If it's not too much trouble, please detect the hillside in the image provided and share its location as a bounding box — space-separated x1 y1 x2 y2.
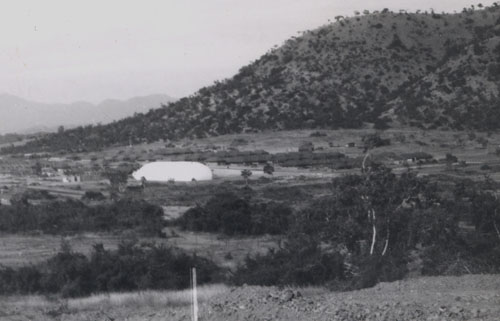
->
0 94 175 134
4 5 500 153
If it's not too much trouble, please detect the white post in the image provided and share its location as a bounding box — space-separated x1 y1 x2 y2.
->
192 267 198 321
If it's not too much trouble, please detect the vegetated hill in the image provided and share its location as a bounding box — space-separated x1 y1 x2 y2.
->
4 5 500 154
385 19 500 130
0 94 175 134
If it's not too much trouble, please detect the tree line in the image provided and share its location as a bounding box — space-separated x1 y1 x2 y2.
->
0 240 221 298
174 192 293 235
0 197 165 236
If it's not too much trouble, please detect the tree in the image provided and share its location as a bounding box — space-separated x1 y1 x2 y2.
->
362 133 390 153
104 169 128 192
445 153 458 171
241 169 253 186
263 163 275 176
356 162 424 256
32 162 42 176
470 191 500 242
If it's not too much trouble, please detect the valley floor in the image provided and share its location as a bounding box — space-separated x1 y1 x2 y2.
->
1 274 499 321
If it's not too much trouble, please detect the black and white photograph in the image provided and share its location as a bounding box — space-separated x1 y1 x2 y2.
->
1 1 500 320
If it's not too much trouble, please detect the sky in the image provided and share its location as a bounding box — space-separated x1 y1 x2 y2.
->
0 0 493 104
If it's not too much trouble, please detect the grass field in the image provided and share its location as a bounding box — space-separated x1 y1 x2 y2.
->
86 128 500 159
0 284 230 321
0 228 279 270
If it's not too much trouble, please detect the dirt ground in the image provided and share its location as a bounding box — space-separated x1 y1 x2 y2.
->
1 274 499 321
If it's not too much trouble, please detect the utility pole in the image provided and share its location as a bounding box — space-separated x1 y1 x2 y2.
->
191 267 198 321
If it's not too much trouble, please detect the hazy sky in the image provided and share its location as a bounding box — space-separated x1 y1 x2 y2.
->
0 0 492 104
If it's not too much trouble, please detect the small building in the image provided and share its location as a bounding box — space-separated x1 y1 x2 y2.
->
41 167 58 177
48 157 67 162
62 175 81 183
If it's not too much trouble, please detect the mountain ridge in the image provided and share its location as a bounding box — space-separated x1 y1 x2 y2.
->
0 94 175 134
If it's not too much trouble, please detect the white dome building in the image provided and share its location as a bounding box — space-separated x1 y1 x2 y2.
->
132 161 213 182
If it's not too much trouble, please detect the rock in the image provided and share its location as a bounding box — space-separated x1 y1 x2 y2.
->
480 308 489 314
449 306 462 314
280 290 295 302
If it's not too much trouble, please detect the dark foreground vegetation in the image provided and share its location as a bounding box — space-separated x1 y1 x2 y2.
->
232 166 500 289
175 192 293 235
171 164 500 290
0 240 221 298
0 197 165 236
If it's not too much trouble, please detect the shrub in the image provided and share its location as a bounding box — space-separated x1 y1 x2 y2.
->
0 242 222 297
362 133 391 151
0 198 165 236
232 235 345 286
373 118 390 130
176 193 293 235
480 164 491 170
309 131 327 137
82 190 106 201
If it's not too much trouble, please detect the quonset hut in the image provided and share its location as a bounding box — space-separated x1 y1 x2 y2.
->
132 161 213 182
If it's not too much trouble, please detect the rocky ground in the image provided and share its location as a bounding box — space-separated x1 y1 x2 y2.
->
206 275 500 321
1 275 499 321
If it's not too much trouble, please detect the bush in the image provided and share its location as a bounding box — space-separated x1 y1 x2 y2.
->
309 131 327 137
345 255 407 290
0 198 165 236
175 193 293 235
362 133 391 151
0 242 222 297
232 235 345 286
373 118 390 130
82 190 106 201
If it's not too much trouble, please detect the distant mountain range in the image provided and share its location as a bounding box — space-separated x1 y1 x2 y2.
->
0 94 175 134
3 4 500 154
